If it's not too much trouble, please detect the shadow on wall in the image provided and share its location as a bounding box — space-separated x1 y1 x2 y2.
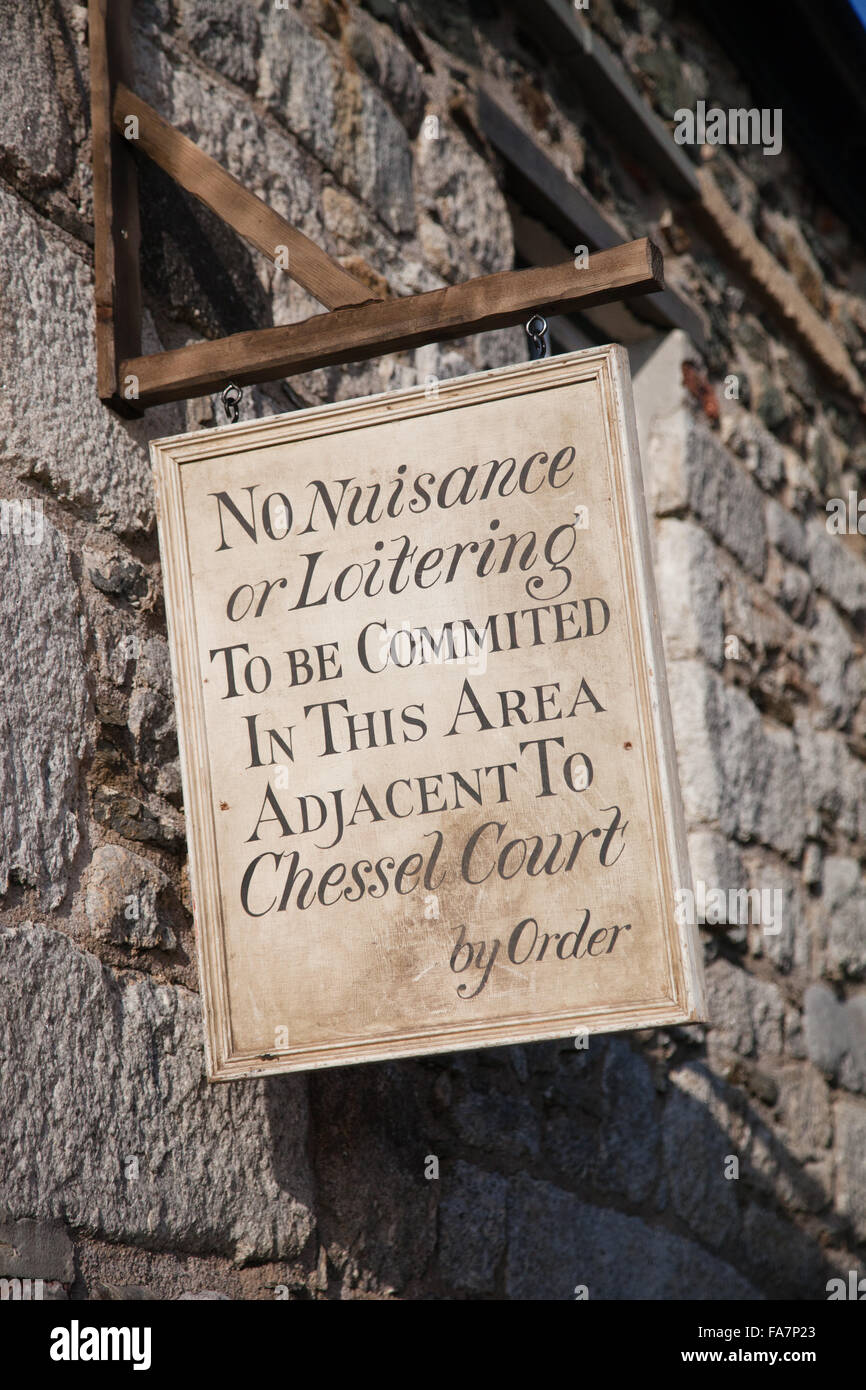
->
265 1021 848 1300
138 161 273 343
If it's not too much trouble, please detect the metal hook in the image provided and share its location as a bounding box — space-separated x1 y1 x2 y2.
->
222 382 243 423
525 314 551 361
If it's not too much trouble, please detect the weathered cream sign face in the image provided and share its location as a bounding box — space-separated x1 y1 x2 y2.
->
152 346 705 1079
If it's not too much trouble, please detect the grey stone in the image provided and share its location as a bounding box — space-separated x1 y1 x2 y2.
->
784 1005 807 1060
92 788 184 852
695 668 808 853
632 46 696 119
91 1282 162 1301
805 601 862 731
176 1290 232 1299
715 683 806 857
257 11 341 170
736 315 773 366
473 323 527 372
0 1217 74 1281
129 59 319 339
0 189 185 537
687 830 746 900
0 520 89 908
412 343 476 389
596 1040 659 1204
802 842 822 888
134 36 325 257
0 923 314 1261
804 984 866 1093
452 1088 539 1164
84 844 176 951
772 558 811 621
347 80 416 236
437 1160 506 1293
319 179 416 287
719 560 787 675
806 520 866 623
776 1066 832 1163
305 1061 437 1290
738 1099 833 1216
808 423 841 492
705 958 785 1058
764 497 807 567
836 1099 866 1243
256 9 414 235
661 1064 739 1248
684 423 767 578
0 1 73 187
178 0 260 89
631 330 693 500
668 663 807 857
345 12 426 134
666 659 724 826
128 638 181 801
794 720 865 843
415 119 513 274
746 857 808 974
505 1175 758 1299
541 1043 606 1184
823 857 866 981
726 414 785 491
740 1202 824 1297
756 377 791 435
655 519 724 666
90 612 144 694
727 1057 779 1107
130 0 175 35
543 1111 600 1191
85 550 151 605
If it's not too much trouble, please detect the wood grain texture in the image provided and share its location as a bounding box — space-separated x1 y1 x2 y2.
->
151 345 704 1080
128 238 664 405
89 0 141 413
112 83 379 312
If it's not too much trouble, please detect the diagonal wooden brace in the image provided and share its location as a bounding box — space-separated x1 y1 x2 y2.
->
112 84 379 313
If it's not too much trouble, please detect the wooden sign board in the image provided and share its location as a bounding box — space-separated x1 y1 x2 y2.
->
152 345 706 1080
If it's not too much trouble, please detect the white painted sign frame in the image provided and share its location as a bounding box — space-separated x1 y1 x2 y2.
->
152 345 706 1080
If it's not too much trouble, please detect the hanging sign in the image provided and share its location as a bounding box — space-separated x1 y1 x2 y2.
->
152 346 705 1079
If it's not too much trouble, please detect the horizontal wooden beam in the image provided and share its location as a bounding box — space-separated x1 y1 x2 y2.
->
112 83 378 312
122 237 664 406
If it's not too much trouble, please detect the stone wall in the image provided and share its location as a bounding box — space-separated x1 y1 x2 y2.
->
1 0 864 1299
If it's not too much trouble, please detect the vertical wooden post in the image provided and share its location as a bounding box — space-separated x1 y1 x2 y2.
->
89 0 142 415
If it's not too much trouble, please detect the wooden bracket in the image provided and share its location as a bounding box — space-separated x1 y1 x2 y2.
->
90 1 665 413
90 0 142 415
